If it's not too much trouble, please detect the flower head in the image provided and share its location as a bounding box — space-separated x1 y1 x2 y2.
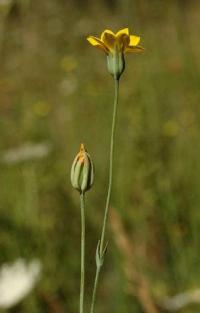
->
87 28 144 79
87 28 144 55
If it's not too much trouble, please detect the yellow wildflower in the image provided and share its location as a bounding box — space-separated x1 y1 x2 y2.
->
87 28 144 55
87 28 144 79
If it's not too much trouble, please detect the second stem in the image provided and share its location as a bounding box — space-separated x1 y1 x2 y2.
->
80 192 85 313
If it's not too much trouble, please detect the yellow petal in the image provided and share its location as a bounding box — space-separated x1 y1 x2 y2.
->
125 45 145 53
101 29 115 40
116 28 130 51
101 29 116 51
87 36 108 54
116 28 129 37
129 35 140 46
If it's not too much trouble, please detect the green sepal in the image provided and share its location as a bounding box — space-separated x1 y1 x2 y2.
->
107 51 125 80
95 240 108 268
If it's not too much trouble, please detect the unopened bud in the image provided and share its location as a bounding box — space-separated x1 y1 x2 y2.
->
70 144 94 193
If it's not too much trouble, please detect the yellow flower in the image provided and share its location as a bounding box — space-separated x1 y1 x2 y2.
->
87 28 144 55
87 28 144 79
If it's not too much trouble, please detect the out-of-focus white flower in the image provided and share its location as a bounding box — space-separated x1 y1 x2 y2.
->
162 289 200 311
0 258 41 309
1 142 52 164
0 0 12 6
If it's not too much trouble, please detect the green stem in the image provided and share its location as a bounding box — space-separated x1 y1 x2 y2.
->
90 78 119 313
100 78 119 254
90 266 100 313
80 192 85 313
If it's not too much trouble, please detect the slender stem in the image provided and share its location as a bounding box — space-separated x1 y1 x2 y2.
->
100 78 119 254
90 267 100 313
90 78 119 313
80 192 85 313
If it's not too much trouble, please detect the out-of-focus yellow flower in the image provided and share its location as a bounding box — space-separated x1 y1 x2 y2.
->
87 28 144 79
33 101 51 117
163 120 179 137
87 28 144 55
60 55 77 72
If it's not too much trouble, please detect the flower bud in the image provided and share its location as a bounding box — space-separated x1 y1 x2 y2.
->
71 144 94 193
107 51 125 80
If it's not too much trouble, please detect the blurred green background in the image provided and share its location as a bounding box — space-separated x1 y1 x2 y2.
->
0 0 200 312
